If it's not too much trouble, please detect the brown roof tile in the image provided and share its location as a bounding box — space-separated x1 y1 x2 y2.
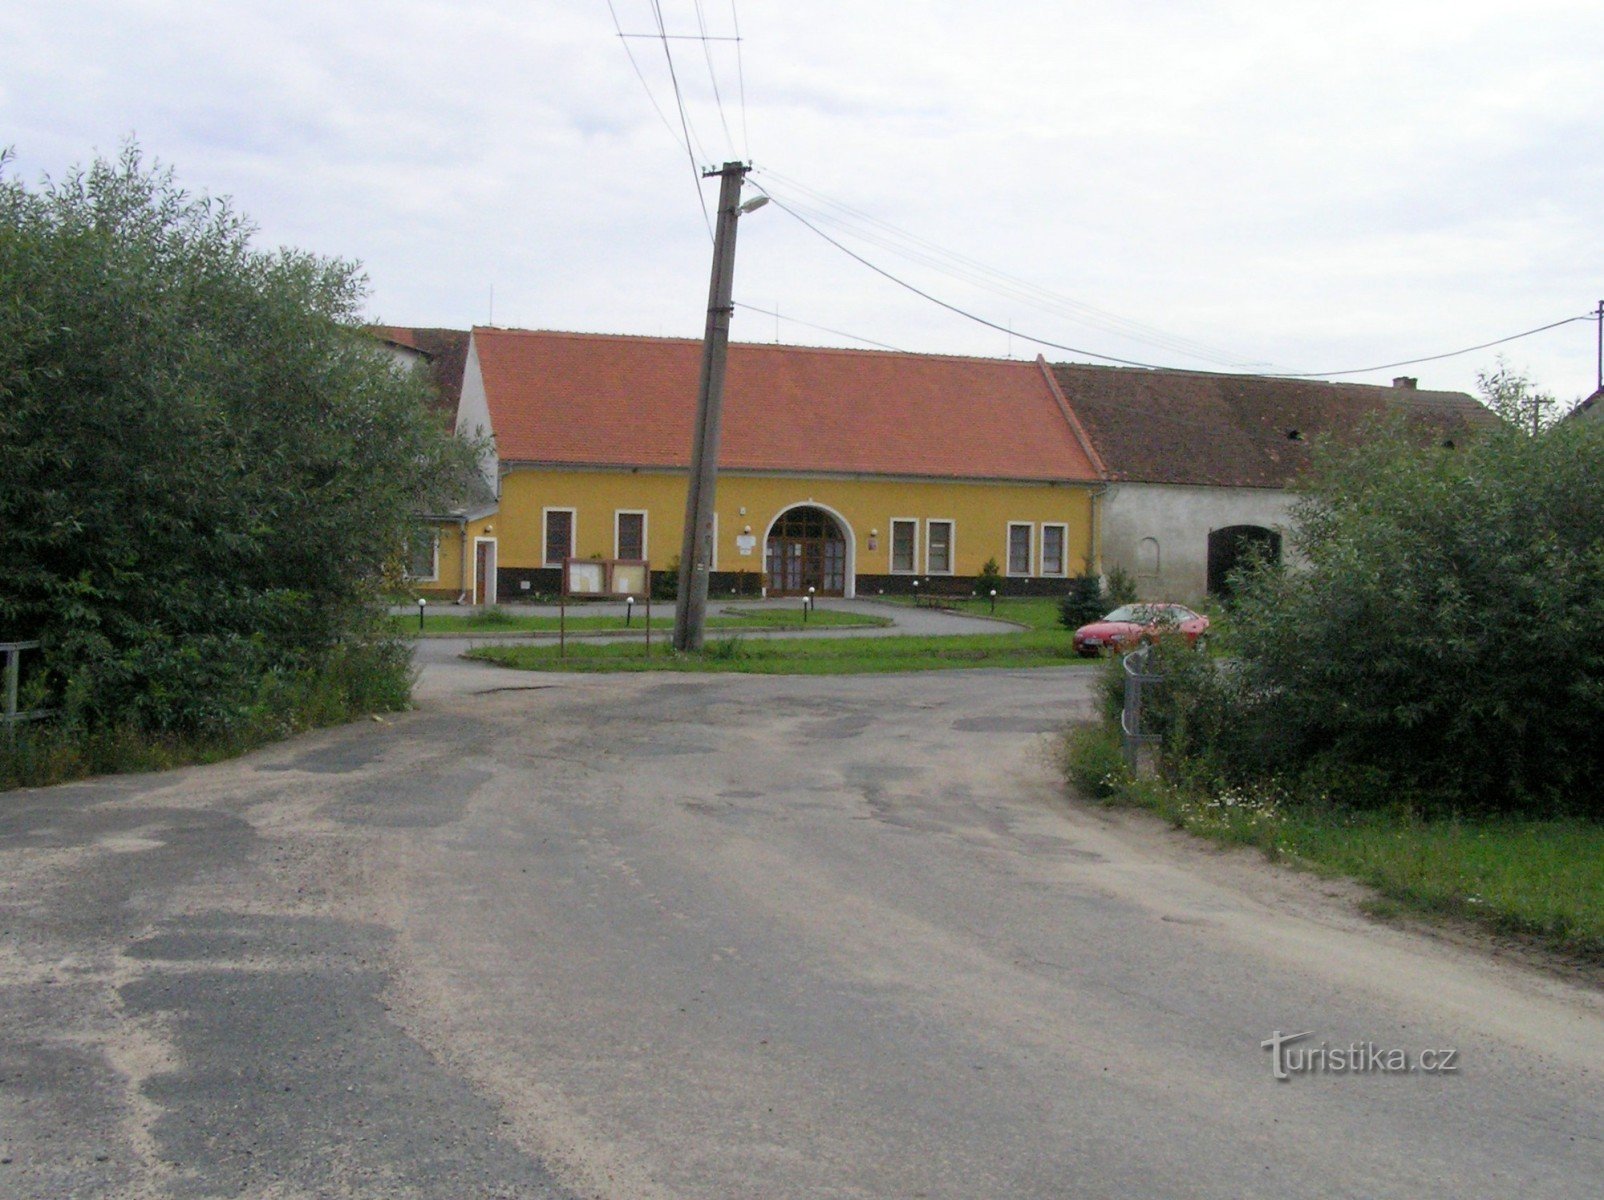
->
475 329 1102 483
1050 363 1492 487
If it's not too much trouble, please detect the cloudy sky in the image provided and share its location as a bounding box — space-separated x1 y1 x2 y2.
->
5 1 1601 399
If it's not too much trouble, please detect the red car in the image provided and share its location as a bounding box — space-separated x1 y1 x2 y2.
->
1073 603 1210 657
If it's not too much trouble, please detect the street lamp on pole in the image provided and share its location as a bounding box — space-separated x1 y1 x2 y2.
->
673 164 766 654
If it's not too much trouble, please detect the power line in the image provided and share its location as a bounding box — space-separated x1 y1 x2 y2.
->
647 0 713 238
692 0 737 158
1270 316 1593 379
756 190 1182 369
733 302 906 352
605 1 688 155
757 184 1592 383
729 0 750 158
756 168 1272 370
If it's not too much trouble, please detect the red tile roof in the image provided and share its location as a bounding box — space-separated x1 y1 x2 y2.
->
473 329 1102 483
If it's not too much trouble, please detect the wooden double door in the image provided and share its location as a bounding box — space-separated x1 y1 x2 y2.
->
765 506 846 596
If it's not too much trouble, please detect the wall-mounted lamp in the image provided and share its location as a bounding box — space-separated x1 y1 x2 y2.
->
868 528 879 552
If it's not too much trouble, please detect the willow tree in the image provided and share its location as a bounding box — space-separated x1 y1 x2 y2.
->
0 146 463 738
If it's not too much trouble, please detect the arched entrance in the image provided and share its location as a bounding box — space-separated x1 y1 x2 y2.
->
765 505 849 596
1207 525 1282 597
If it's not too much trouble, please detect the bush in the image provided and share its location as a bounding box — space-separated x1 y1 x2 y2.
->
1062 723 1130 799
1058 574 1107 629
1104 565 1138 607
1152 413 1604 816
652 557 681 601
0 146 460 752
975 557 1003 596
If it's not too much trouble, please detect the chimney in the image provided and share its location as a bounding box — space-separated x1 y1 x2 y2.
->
1392 376 1418 389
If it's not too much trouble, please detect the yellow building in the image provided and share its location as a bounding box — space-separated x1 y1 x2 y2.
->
433 328 1106 604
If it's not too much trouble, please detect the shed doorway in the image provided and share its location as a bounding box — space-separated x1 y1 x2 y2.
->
766 506 847 596
1206 525 1280 597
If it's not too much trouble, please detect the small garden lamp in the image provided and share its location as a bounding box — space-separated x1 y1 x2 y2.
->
989 588 997 614
417 596 427 632
625 596 635 628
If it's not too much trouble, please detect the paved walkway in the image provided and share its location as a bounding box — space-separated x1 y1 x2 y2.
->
401 597 1024 644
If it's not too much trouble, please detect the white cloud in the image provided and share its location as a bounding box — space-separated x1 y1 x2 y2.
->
4 0 1601 398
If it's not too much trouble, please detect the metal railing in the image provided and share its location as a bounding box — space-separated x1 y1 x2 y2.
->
1120 644 1165 773
2 641 53 745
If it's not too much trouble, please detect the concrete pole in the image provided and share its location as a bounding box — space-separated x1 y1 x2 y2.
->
674 163 750 653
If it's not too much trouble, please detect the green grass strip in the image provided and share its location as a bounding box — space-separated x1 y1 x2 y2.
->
394 607 890 635
467 629 1094 675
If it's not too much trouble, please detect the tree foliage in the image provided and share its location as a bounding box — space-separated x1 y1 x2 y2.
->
1154 412 1604 816
0 146 464 736
1477 356 1560 435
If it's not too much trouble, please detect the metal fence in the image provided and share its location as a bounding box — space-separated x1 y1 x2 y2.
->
2 641 52 745
1120 644 1165 773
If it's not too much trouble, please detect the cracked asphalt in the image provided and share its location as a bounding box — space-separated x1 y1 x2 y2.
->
4 646 1604 1198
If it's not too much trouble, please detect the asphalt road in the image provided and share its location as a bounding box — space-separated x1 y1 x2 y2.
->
4 649 1604 1198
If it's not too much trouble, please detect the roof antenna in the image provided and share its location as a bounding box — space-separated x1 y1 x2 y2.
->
487 284 494 327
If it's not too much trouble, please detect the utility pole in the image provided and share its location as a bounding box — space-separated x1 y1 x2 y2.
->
1595 299 1602 395
674 162 761 652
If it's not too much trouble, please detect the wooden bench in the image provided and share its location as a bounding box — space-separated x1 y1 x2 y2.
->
912 579 973 608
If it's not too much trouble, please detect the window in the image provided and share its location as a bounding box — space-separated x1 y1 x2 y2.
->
544 508 574 565
927 520 953 574
1007 523 1033 576
890 519 917 573
616 511 646 561
406 529 438 581
1041 524 1067 577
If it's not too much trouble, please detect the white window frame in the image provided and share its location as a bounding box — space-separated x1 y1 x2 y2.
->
406 529 440 582
542 506 576 567
926 519 955 575
1040 523 1069 578
614 509 648 562
1006 522 1034 577
889 517 919 574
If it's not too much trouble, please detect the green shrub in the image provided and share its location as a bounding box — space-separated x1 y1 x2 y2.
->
1062 723 1130 799
976 557 1003 596
1058 574 1107 629
1104 565 1138 607
652 557 681 601
1148 412 1604 817
0 145 461 753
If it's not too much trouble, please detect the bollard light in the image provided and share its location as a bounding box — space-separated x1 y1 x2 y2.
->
417 596 427 632
989 588 997 614
625 596 635 628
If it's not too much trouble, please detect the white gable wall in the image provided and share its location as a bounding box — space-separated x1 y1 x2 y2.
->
1101 482 1297 603
455 335 499 498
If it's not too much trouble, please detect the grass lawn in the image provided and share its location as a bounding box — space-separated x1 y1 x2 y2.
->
1274 811 1604 959
467 627 1094 675
1064 724 1604 962
394 606 890 635
873 595 1065 631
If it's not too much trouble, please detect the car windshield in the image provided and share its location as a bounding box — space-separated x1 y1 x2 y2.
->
1102 604 1196 624
1103 605 1157 623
